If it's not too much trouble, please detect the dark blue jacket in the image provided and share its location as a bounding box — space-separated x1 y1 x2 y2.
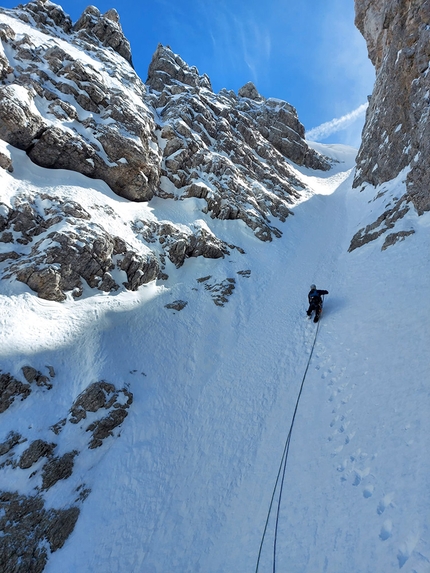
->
308 289 329 305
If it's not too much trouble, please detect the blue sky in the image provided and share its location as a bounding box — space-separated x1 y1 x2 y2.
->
1 0 375 147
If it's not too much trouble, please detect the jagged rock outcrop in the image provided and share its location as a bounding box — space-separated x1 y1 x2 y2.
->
19 439 56 469
348 196 412 251
0 195 160 301
134 218 232 269
0 371 133 571
0 492 80 573
354 0 430 214
73 5 133 65
68 381 133 449
0 1 161 202
0 366 55 413
147 43 212 91
0 3 333 301
0 189 240 300
147 44 330 241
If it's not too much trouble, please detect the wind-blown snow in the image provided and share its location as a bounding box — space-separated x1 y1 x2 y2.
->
1 140 429 572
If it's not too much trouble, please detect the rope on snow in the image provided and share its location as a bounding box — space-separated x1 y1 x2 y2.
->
255 318 321 573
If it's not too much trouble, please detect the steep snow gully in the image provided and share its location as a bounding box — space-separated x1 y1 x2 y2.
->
2 143 429 573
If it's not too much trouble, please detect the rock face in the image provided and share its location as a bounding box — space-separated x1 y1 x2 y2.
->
0 492 80 573
0 2 332 300
73 6 133 65
0 4 337 568
146 44 330 241
0 195 160 301
0 1 161 202
354 0 430 214
0 365 133 572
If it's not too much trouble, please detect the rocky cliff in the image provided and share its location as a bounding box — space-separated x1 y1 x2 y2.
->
0 0 331 303
354 0 430 215
0 3 335 566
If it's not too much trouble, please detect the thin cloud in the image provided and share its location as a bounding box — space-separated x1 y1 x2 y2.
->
233 14 272 87
306 103 368 141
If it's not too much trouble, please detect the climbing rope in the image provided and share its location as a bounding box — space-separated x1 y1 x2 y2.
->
255 318 321 573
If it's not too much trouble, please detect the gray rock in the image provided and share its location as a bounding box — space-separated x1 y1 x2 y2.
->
70 381 117 424
1 198 160 300
68 381 133 449
0 148 13 172
354 0 430 214
238 81 262 101
0 7 161 203
381 229 415 250
165 300 188 311
41 451 77 490
198 276 236 306
73 6 133 65
21 366 52 389
0 25 14 79
13 0 73 34
87 408 129 449
0 431 22 456
348 197 410 252
19 439 56 469
146 44 212 91
146 45 329 240
0 491 79 572
0 85 46 150
0 372 31 413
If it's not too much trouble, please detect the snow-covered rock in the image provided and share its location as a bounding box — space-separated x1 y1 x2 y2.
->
0 1 161 202
0 0 333 302
147 44 330 241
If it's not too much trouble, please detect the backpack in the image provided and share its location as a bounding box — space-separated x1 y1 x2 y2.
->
309 289 321 304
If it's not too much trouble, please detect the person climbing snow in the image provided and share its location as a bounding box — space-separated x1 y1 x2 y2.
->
307 284 329 323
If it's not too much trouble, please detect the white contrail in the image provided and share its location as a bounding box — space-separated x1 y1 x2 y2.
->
306 103 368 141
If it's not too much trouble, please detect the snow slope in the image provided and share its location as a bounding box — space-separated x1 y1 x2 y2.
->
1 143 429 573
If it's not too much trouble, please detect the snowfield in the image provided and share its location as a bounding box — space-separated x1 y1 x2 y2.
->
1 142 429 573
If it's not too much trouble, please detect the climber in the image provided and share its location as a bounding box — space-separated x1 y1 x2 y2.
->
307 284 329 323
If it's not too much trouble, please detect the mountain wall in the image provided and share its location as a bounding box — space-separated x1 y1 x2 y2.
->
0 5 333 565
0 0 331 302
354 0 430 214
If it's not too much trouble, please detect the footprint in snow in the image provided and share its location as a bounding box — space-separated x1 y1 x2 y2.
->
339 421 350 433
363 484 374 498
397 531 419 568
377 492 395 515
379 519 393 541
337 459 348 472
350 448 367 463
352 467 370 486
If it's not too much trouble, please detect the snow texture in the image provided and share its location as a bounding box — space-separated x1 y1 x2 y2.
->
0 140 428 573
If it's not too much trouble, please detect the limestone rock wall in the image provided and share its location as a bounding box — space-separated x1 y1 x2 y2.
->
146 45 330 242
0 2 333 301
354 0 430 213
0 1 161 202
0 369 133 572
